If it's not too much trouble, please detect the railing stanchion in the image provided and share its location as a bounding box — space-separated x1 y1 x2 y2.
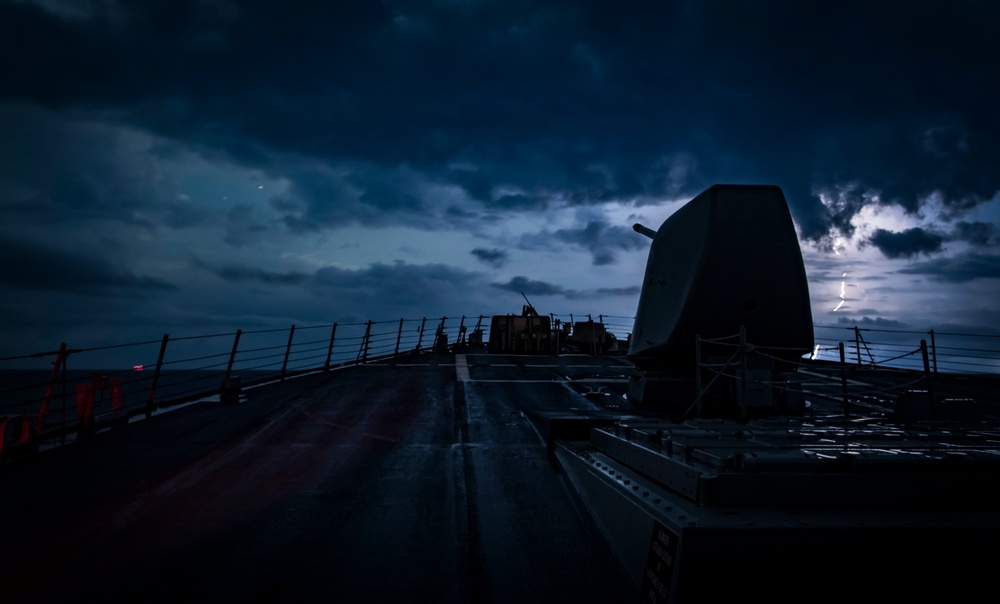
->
855 326 862 367
395 318 404 356
281 324 296 381
61 349 67 446
921 339 936 417
146 334 169 419
416 317 426 352
359 320 372 364
435 316 447 351
929 329 938 376
325 323 338 370
225 329 242 382
37 342 68 434
839 341 848 418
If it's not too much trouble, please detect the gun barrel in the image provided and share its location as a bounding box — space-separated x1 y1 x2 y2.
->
633 223 657 239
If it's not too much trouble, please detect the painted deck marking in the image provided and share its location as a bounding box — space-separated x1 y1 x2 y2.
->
456 354 471 382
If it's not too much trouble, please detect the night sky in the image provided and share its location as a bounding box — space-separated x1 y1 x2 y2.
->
2 0 999 360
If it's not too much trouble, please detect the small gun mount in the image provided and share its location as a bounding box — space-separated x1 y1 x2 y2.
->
520 291 538 317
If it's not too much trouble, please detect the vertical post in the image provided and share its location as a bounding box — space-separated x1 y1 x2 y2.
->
37 342 68 433
589 320 597 356
416 317 427 351
359 320 372 364
79 372 100 439
225 329 242 381
921 339 936 417
738 326 748 422
854 326 862 367
61 349 67 446
281 324 296 381
146 334 169 419
599 314 603 323
439 316 447 350
325 323 338 370
458 316 466 345
395 318 404 356
839 342 849 418
694 334 703 416
929 329 938 375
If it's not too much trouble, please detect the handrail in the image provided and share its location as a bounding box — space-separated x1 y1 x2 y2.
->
2 314 998 464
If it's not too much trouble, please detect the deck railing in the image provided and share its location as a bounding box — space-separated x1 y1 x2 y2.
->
1 314 997 463
809 324 1000 376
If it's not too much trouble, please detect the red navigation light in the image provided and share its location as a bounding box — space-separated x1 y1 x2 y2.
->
133 364 143 372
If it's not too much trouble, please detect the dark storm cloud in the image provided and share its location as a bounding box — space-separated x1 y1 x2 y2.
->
491 276 640 300
311 261 494 319
470 248 509 269
2 1 999 243
164 199 212 229
553 221 647 265
190 257 309 285
518 218 647 265
0 238 177 294
896 252 1000 283
185 257 500 321
492 276 566 297
224 203 270 247
0 103 165 227
951 221 997 247
274 164 437 231
192 257 489 294
867 228 945 259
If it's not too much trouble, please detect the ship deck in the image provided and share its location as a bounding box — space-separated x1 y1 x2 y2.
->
3 351 1000 603
0 352 639 603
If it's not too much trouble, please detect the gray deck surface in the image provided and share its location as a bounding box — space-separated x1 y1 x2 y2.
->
0 353 638 603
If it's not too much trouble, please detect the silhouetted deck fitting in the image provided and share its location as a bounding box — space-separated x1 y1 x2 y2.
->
632 223 657 239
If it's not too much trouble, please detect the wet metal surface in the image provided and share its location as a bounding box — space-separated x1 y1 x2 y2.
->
0 353 636 603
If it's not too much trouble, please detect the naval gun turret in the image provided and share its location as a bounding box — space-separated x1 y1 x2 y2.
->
628 184 813 417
